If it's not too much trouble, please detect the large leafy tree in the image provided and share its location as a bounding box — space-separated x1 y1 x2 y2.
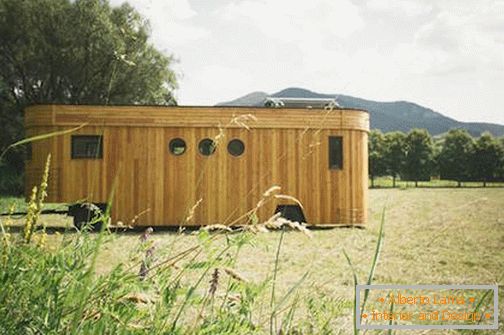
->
383 131 406 187
403 129 434 187
0 0 177 194
0 79 22 194
438 129 474 187
471 133 503 187
368 129 387 188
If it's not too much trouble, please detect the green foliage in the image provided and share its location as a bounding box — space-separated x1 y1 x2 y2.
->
0 78 24 195
368 128 504 186
300 291 350 334
0 0 178 195
0 167 320 334
498 137 504 181
0 221 352 334
368 130 387 187
471 132 503 186
438 129 474 186
383 131 406 187
0 0 177 106
403 129 435 185
0 223 264 333
343 208 385 334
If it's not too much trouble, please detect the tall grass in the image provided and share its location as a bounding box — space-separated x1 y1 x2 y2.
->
343 207 386 334
0 219 372 333
0 163 356 334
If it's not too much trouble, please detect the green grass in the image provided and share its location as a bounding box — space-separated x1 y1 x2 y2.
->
1 188 503 334
0 196 27 213
0 196 66 214
370 176 504 188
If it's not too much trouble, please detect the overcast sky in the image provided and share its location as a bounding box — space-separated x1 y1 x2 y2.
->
110 0 504 124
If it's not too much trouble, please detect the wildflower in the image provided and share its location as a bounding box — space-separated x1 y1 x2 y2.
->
138 227 155 281
36 231 47 248
24 186 38 243
139 227 153 243
1 229 11 266
24 154 51 244
209 268 219 296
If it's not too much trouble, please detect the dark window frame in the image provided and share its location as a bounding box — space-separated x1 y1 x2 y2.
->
71 135 103 159
198 138 216 156
328 136 343 170
169 138 187 156
26 143 32 161
227 138 245 157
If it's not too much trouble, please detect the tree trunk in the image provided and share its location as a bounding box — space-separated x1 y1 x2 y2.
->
457 180 461 187
415 179 418 187
371 176 375 188
483 179 487 187
392 176 396 188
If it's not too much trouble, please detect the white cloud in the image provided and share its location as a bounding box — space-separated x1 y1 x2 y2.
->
366 0 433 17
221 0 364 41
110 0 209 47
413 3 504 75
113 0 504 124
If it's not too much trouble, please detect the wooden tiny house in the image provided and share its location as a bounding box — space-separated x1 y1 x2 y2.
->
25 104 369 227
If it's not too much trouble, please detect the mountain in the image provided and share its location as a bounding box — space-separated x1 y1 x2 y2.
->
217 87 504 137
219 91 269 106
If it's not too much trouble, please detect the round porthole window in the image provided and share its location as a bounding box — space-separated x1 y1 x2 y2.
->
227 139 245 156
198 138 216 156
169 138 186 155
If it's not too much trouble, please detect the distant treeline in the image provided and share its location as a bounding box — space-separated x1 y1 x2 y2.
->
369 128 504 187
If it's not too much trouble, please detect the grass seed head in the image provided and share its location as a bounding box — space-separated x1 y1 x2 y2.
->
223 267 248 283
209 268 220 296
23 186 38 243
274 194 304 210
202 224 232 233
262 185 281 198
185 198 203 223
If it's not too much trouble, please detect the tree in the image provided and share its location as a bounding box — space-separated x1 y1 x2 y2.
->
0 0 177 194
0 78 23 194
368 130 387 188
383 131 406 187
471 133 503 187
438 129 474 187
403 129 434 187
430 136 443 178
498 137 504 182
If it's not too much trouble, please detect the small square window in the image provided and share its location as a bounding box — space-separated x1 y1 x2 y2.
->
71 135 103 159
328 136 343 169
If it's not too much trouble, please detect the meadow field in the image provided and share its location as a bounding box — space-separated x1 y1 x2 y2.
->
1 187 503 334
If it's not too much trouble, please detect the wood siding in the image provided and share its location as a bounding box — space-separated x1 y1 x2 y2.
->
25 105 369 226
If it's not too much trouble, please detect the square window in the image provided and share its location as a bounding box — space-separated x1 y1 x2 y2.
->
71 135 103 159
328 136 343 169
